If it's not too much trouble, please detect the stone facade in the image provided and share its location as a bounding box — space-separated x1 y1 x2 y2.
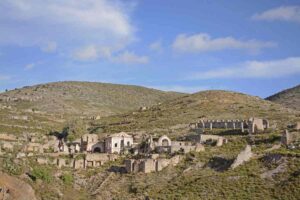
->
81 133 99 152
105 132 133 154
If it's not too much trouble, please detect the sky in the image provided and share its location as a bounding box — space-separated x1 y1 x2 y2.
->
0 0 300 97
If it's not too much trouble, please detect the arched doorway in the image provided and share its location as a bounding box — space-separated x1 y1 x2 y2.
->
93 147 101 153
162 139 170 146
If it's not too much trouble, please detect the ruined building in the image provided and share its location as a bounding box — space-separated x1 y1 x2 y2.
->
190 117 269 134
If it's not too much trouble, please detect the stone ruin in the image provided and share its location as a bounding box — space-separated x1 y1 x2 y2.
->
190 117 269 134
125 155 183 173
36 153 119 169
281 129 300 147
143 135 205 154
231 145 253 169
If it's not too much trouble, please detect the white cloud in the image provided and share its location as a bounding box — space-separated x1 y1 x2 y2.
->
41 41 57 53
0 0 135 54
150 85 208 93
24 61 43 70
25 63 35 70
188 57 300 80
149 40 163 53
73 45 99 61
112 51 149 64
252 6 300 22
172 33 276 53
0 75 11 81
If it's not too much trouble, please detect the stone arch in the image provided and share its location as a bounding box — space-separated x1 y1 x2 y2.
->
158 135 171 146
91 143 103 153
93 147 101 153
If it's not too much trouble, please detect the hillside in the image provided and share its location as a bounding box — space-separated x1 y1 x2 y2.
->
266 84 300 111
0 81 183 117
84 90 300 200
94 90 300 135
1 88 300 199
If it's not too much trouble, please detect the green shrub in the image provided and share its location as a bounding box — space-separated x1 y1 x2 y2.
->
31 166 52 183
61 173 74 185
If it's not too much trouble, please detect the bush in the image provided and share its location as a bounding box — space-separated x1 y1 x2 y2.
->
31 166 52 183
3 157 23 175
61 173 74 185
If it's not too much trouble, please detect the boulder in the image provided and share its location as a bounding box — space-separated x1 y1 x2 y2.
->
0 172 37 200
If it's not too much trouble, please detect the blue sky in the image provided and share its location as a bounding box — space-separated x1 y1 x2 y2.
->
0 0 299 97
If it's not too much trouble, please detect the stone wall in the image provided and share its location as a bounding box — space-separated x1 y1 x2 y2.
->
170 141 205 153
35 153 119 169
199 134 227 147
125 155 183 173
281 129 300 146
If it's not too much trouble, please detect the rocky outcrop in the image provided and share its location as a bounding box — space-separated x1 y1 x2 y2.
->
231 145 253 169
0 172 37 200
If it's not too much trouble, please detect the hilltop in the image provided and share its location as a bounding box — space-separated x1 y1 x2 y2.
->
266 84 300 111
0 81 183 117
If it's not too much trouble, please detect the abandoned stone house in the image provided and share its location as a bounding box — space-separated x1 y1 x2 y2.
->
105 132 134 154
144 135 205 154
52 132 134 155
81 133 99 152
125 155 183 173
190 117 269 134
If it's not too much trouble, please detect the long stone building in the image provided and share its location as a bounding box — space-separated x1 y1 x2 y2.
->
190 117 269 134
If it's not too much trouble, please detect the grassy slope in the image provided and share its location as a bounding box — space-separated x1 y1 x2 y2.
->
94 90 299 135
266 84 300 111
0 81 183 116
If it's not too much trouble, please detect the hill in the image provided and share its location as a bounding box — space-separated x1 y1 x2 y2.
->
1 87 300 199
266 84 300 111
0 81 183 117
86 90 300 200
94 90 299 135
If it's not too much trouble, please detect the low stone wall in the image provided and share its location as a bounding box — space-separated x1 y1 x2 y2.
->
36 153 119 169
199 135 227 147
170 141 205 153
0 133 18 141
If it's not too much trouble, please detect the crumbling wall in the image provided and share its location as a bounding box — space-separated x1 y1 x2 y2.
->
125 155 183 174
231 145 252 169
